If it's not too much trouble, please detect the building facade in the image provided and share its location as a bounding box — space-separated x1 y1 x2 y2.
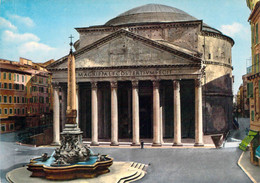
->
236 74 250 118
0 58 52 133
48 4 234 146
246 0 260 166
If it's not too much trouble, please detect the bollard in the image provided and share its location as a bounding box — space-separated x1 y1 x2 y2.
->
141 141 144 149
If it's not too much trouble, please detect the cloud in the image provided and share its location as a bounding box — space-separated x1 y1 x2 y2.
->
220 22 250 38
18 41 56 61
8 14 35 27
0 17 17 30
19 41 55 54
2 30 40 43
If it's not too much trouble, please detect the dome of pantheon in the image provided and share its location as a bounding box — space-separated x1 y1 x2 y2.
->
105 4 221 34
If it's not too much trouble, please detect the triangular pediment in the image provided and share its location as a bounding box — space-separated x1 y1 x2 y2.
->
48 29 201 69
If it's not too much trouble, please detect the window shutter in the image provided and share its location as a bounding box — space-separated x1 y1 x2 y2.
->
251 110 255 121
247 82 253 98
256 23 258 44
252 25 255 45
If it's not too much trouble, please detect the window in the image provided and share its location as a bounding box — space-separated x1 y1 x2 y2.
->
256 23 259 44
17 109 20 114
9 73 11 80
0 82 1 88
4 108 8 114
9 83 12 89
22 108 24 114
3 72 6 79
22 85 24 90
46 97 49 103
22 97 24 103
4 96 7 103
17 74 19 82
14 108 16 114
1 124 6 132
14 96 16 103
22 75 24 82
10 124 14 130
9 96 12 103
255 54 259 73
14 74 16 81
17 97 20 103
0 109 1 114
208 53 211 59
252 24 255 45
0 96 1 103
25 75 27 82
4 83 7 89
9 108 13 114
247 82 253 98
251 110 255 121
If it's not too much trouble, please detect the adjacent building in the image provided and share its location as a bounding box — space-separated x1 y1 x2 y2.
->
0 58 53 133
246 0 260 166
236 74 250 118
48 4 234 146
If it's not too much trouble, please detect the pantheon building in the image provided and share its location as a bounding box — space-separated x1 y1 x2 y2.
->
48 4 234 146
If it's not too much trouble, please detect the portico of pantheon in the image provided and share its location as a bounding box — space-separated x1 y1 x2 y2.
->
47 4 234 146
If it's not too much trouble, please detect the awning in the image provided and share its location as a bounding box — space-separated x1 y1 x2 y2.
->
256 146 260 159
239 130 258 151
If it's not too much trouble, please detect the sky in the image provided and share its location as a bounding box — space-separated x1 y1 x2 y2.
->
0 0 251 93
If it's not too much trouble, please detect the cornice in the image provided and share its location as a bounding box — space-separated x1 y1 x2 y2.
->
75 20 203 33
203 61 233 69
204 92 233 97
247 71 260 80
200 31 235 46
48 63 201 72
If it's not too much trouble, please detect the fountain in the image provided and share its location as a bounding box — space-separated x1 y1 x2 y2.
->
27 36 113 180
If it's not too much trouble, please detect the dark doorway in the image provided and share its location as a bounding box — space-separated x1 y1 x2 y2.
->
79 83 91 138
118 81 132 139
180 80 195 138
139 95 153 138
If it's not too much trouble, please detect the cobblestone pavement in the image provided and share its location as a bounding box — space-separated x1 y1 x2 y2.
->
1 131 251 183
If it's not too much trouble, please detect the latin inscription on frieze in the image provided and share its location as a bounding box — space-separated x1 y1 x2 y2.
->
77 69 175 78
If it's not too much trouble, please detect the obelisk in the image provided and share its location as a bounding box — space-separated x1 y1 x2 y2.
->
62 35 81 133
52 36 90 165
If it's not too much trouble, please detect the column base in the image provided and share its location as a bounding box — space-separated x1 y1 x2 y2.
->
173 143 183 146
90 142 99 146
131 142 141 146
194 143 204 147
110 142 119 146
51 142 60 146
152 143 162 147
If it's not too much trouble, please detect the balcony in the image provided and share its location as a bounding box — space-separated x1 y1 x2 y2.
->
247 62 260 74
247 65 252 74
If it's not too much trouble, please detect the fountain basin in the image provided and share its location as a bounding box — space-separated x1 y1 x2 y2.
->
27 153 113 180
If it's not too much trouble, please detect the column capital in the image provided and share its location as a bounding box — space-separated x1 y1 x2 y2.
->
195 78 202 88
152 80 160 89
110 81 118 89
131 80 139 88
173 80 180 90
91 81 98 89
